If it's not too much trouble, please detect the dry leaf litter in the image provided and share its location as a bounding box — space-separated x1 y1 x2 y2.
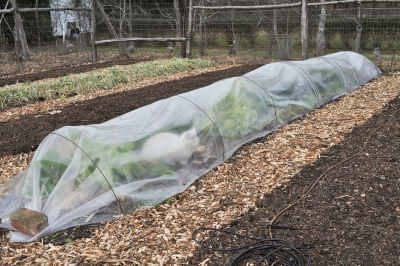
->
0 69 400 265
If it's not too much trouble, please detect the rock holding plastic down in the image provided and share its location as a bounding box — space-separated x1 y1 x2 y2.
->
9 208 49 236
0 51 381 242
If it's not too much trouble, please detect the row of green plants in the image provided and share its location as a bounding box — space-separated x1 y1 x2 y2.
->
23 125 195 213
0 58 214 110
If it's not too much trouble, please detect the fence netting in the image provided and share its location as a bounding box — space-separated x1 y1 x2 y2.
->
0 0 92 76
1 1 400 77
0 51 380 242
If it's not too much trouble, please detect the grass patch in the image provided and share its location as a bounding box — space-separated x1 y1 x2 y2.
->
0 58 214 110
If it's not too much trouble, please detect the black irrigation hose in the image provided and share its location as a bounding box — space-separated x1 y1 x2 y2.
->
192 227 311 266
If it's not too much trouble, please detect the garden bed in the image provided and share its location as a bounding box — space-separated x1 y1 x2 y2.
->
0 58 399 265
0 52 173 86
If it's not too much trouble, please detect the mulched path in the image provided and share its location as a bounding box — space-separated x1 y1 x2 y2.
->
189 93 400 265
0 65 261 157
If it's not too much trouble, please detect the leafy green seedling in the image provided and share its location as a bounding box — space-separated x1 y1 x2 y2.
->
161 197 176 205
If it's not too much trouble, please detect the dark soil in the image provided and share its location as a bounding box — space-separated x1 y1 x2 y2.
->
0 213 102 246
0 65 261 157
190 95 400 265
40 223 103 246
0 54 171 87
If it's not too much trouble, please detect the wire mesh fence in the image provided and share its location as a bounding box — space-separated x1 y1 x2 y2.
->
94 0 187 56
0 0 93 76
191 6 302 59
191 1 400 62
307 2 400 61
0 0 399 78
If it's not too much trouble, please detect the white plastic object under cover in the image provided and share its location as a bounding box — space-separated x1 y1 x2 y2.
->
0 51 381 242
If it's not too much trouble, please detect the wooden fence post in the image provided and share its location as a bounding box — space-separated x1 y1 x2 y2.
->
301 0 308 60
90 0 97 62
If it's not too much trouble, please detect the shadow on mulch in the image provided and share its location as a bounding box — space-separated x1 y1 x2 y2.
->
189 94 400 265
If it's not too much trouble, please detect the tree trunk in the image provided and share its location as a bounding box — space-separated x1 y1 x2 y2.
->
178 0 187 58
0 0 10 51
355 26 362 53
272 0 288 59
301 0 308 60
95 0 127 57
35 0 41 46
18 15 30 60
11 0 30 61
354 3 362 53
174 0 182 52
10 0 24 72
90 0 97 61
186 0 193 58
316 0 326 55
195 0 204 56
227 0 235 46
128 0 134 48
285 9 291 56
119 0 125 40
198 16 204 54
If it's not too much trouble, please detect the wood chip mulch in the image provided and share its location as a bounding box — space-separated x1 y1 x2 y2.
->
0 63 399 265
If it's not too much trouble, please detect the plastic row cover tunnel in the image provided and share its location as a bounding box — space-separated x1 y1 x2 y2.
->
0 52 381 241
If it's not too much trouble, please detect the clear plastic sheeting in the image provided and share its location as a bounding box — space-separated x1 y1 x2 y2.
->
0 52 381 242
